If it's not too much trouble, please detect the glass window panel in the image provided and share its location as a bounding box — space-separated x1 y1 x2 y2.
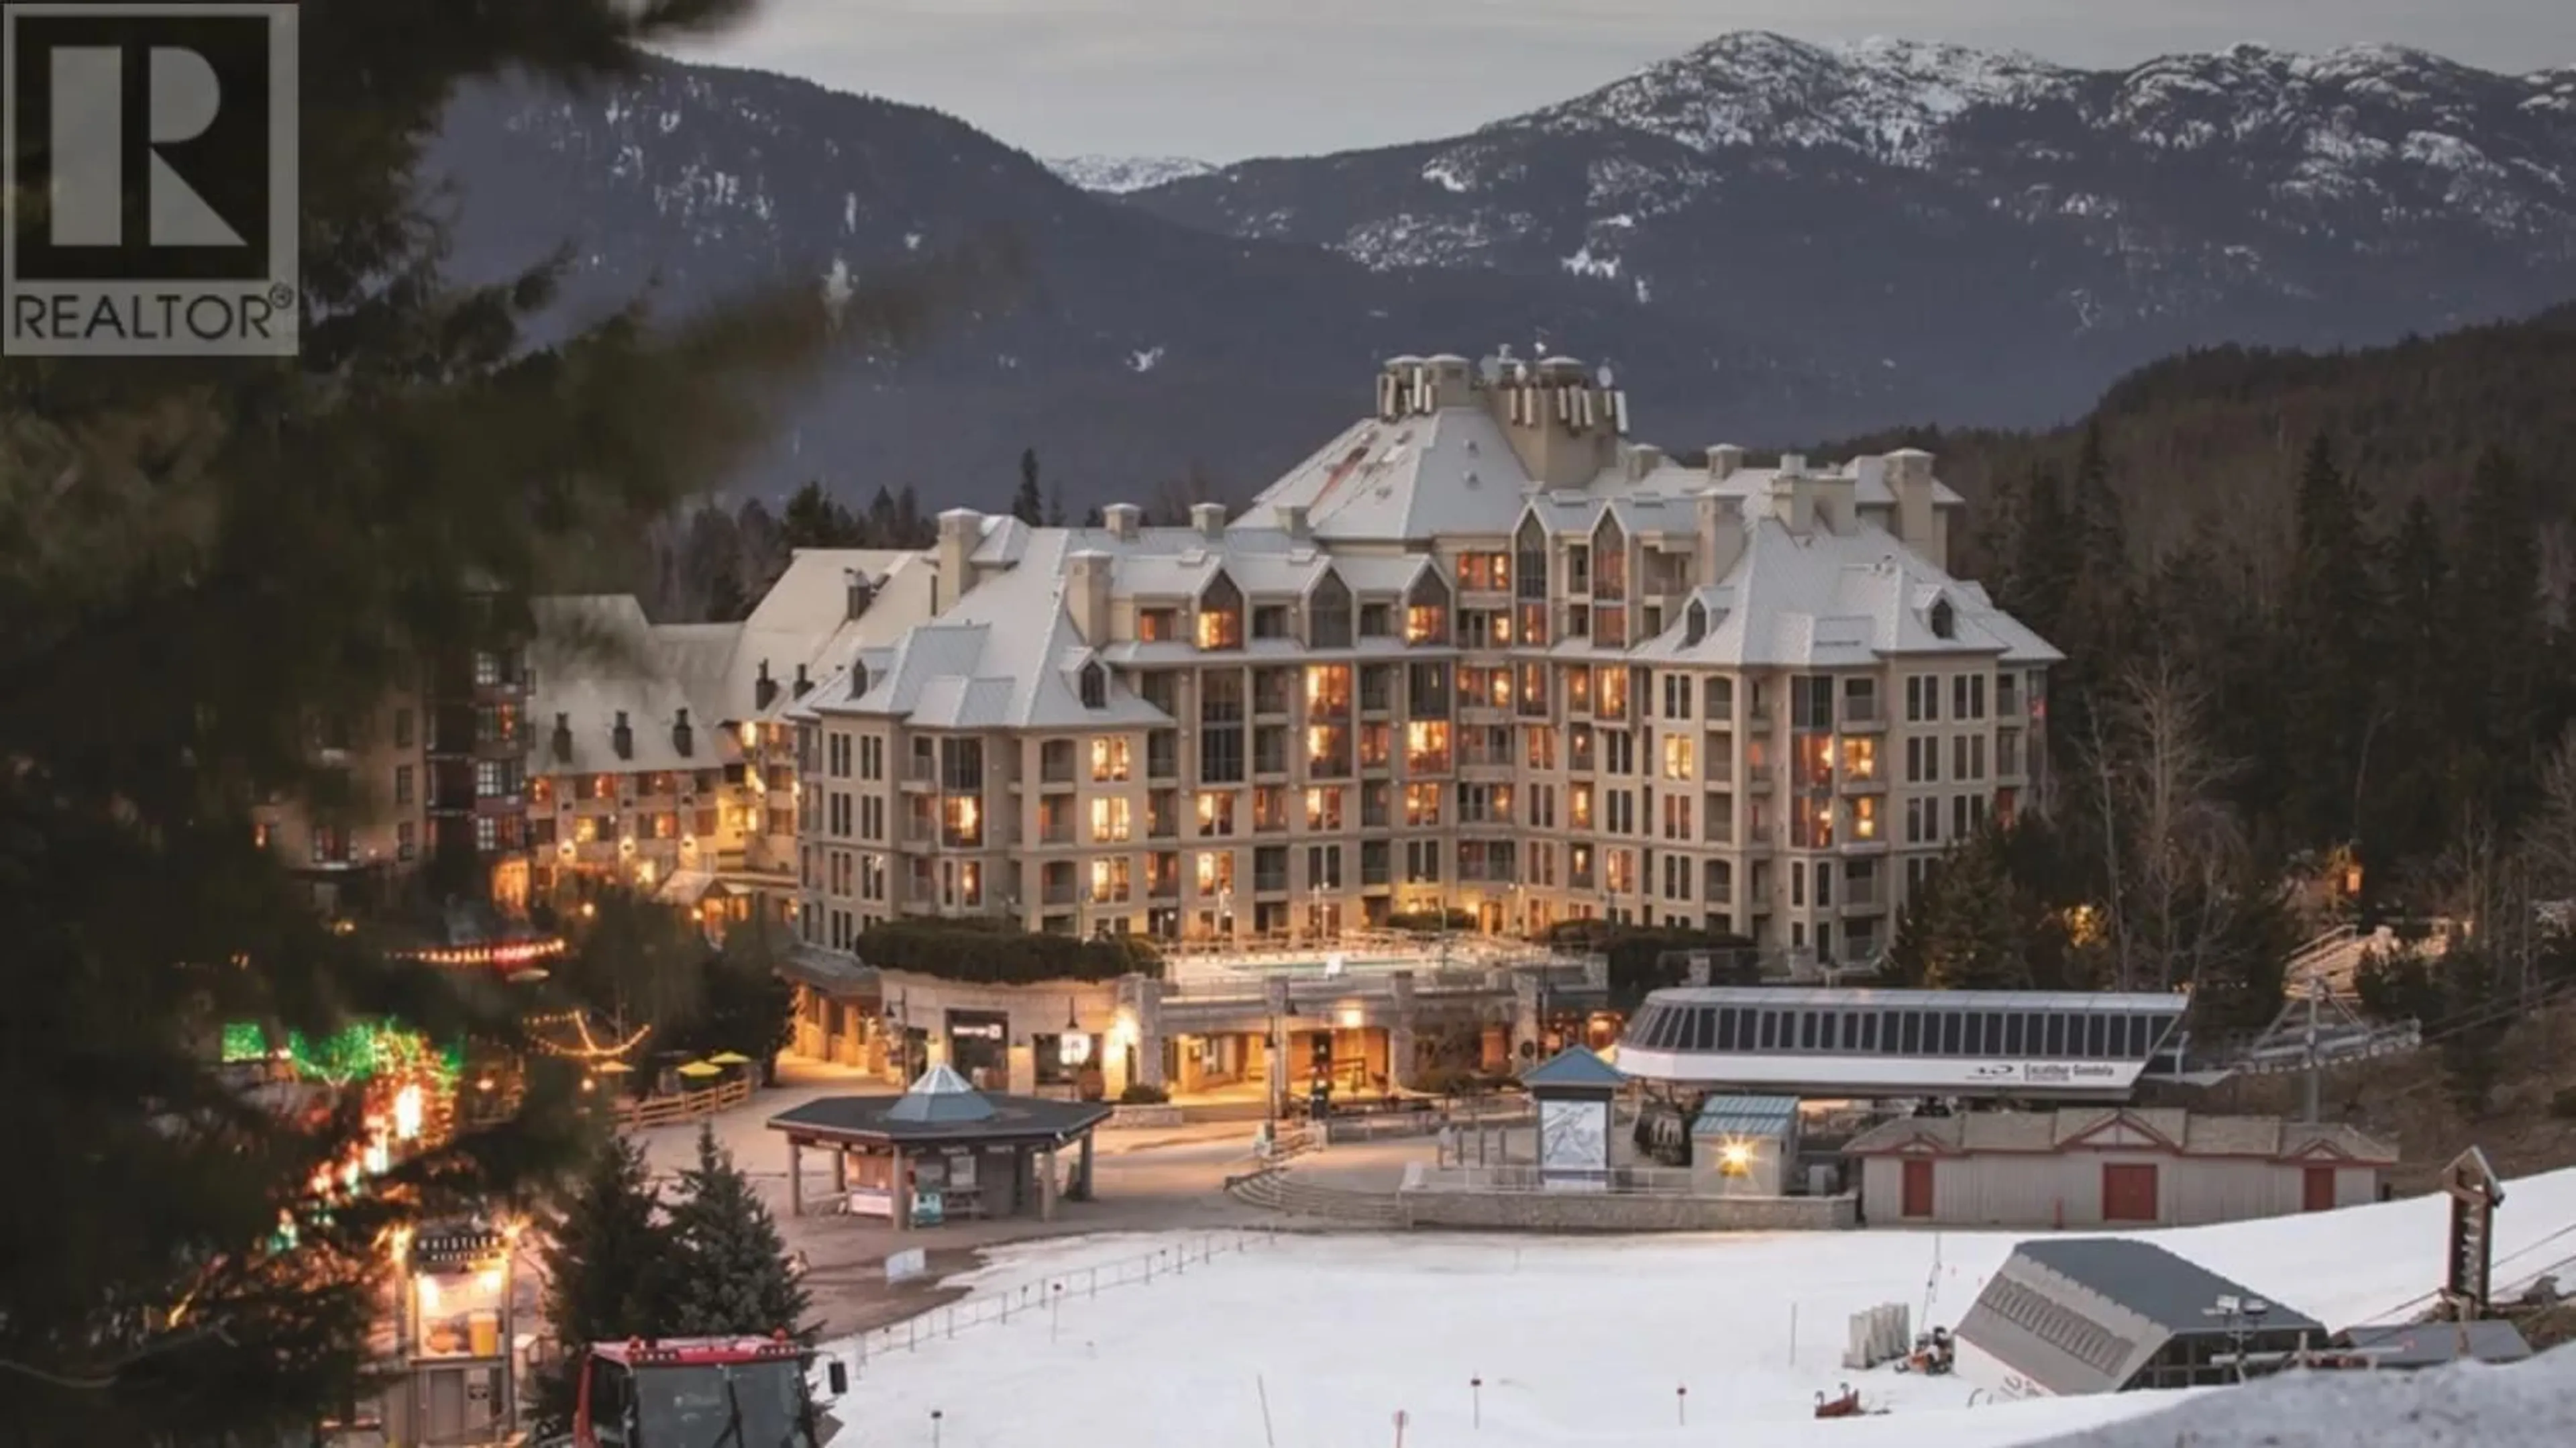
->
2044 1015 2066 1055
1717 1009 1737 1051
1690 1008 1715 1051
2004 1012 2026 1055
1941 1013 1964 1055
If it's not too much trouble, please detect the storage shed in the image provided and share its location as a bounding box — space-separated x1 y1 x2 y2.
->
1689 1095 1801 1196
1843 1107 2394 1229
1954 1238 2324 1399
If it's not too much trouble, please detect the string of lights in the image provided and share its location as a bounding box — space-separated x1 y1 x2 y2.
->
529 1009 651 1062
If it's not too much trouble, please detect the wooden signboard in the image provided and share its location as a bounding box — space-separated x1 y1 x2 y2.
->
2441 1147 2505 1317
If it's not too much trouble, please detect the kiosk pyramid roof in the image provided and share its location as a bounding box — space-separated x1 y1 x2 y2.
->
885 1063 999 1123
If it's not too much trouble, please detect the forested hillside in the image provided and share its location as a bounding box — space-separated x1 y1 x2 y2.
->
1867 303 2576 1084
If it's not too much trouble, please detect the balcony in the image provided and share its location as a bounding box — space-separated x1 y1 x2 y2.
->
1840 694 1888 732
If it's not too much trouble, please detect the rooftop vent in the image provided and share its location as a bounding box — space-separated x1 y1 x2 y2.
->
551 713 574 765
1190 501 1226 539
1103 503 1142 541
793 663 813 699
610 710 633 762
755 660 777 712
672 707 694 758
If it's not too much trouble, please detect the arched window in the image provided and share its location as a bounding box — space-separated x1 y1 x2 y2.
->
1308 570 1353 649
1079 660 1109 710
1682 599 1708 648
1929 597 1956 639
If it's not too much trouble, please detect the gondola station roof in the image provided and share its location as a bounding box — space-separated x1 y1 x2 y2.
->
768 1064 1113 1148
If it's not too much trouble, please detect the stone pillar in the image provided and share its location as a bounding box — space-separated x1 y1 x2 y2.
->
1265 974 1291 1119
1007 1042 1036 1096
831 1147 849 1194
788 1139 804 1217
1389 970 1419 1092
1119 973 1168 1090
1075 1131 1095 1201
1511 973 1543 1059
1038 1147 1057 1221
891 1147 910 1233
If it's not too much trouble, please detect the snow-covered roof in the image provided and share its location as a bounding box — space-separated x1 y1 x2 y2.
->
1629 515 2060 668
804 527 1172 731
529 548 935 773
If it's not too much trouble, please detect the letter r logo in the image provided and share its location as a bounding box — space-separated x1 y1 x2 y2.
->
49 44 246 248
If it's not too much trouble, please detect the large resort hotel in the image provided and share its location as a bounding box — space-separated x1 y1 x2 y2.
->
771 352 2060 1095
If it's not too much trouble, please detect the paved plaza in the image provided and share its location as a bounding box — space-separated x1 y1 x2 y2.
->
621 1057 1484 1336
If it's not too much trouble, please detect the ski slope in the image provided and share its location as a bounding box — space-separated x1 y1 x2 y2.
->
824 1168 2576 1447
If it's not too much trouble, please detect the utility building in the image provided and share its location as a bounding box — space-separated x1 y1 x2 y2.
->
1844 1107 2394 1228
1955 1239 2324 1398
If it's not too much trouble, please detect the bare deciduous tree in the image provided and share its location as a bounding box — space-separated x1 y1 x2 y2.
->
2084 658 2250 994
2526 727 2576 910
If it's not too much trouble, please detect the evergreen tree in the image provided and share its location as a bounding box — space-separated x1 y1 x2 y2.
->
1046 481 1069 527
1921 837 2031 991
1888 835 2029 992
665 1125 812 1341
893 484 928 545
534 1137 676 1433
2438 941 2511 1118
1011 447 1045 524
0 1 947 1437
863 484 900 546
2374 497 2457 871
2279 433 2385 848
780 480 861 549
1081 504 1106 528
2454 450 2548 825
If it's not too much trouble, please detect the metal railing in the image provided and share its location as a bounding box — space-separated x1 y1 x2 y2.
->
1404 1163 1704 1196
847 1229 1282 1369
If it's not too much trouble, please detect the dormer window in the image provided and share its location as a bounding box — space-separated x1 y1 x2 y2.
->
1079 660 1109 710
1682 599 1708 648
1929 597 1957 640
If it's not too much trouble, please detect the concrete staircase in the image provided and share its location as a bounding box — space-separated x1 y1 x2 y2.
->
1224 1168 1407 1227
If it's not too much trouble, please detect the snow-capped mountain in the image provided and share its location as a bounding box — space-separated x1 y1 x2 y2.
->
1046 154 1218 193
1122 32 2576 425
425 60 1859 505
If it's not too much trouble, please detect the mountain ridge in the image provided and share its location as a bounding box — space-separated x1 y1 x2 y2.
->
427 56 1872 508
1120 31 2575 429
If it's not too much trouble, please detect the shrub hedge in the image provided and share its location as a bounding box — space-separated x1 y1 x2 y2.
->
855 920 1163 985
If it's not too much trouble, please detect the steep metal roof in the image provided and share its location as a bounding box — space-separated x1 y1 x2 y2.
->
884 1063 997 1123
1520 1045 1627 1089
2015 1239 2322 1339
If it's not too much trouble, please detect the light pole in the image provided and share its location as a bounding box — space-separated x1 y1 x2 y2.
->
2204 1294 2269 1382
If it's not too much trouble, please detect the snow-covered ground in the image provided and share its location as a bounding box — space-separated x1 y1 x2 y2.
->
824 1168 2576 1447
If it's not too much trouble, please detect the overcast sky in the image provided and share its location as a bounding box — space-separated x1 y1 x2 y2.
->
676 1 2573 162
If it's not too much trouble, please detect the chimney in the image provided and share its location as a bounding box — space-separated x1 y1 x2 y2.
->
1067 550 1115 645
843 568 875 621
1695 493 1748 585
794 663 813 699
1709 444 1745 481
1782 475 1819 535
551 712 574 764
934 508 980 613
1626 444 1665 481
1274 503 1309 540
755 660 778 712
672 707 694 758
1190 501 1226 539
1888 449 1943 568
610 710 633 762
1778 452 1807 478
1103 503 1142 541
